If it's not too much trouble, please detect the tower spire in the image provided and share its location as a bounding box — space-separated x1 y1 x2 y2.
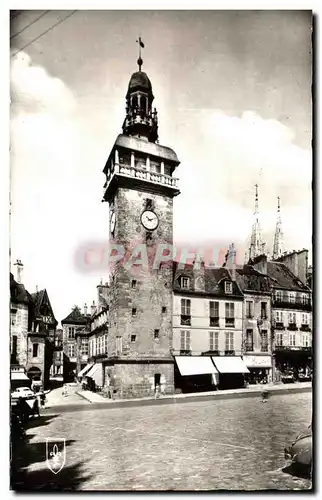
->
136 37 144 71
248 184 266 261
273 196 284 259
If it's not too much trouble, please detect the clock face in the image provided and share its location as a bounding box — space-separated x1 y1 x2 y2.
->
110 212 116 233
141 210 159 231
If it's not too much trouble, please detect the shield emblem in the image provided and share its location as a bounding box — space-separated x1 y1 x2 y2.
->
46 438 66 474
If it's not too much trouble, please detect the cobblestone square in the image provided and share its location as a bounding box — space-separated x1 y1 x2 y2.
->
13 391 312 491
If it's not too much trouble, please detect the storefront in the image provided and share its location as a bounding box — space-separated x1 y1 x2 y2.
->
174 356 219 393
11 368 31 391
242 355 272 384
86 363 104 392
77 363 94 381
211 356 250 390
274 347 312 380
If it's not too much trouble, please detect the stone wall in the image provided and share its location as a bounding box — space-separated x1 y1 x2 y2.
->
10 303 29 367
108 187 174 361
105 362 174 399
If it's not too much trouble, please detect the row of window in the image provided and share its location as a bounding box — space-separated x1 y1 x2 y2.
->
11 336 39 358
91 312 108 331
275 333 311 347
89 335 108 357
275 311 310 325
132 306 167 316
274 291 310 304
180 277 233 294
245 330 269 352
180 330 235 352
245 301 268 319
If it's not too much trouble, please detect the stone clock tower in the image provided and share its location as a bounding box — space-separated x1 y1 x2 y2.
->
102 51 180 398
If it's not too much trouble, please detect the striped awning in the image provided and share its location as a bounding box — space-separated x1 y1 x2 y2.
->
77 363 94 378
86 363 104 387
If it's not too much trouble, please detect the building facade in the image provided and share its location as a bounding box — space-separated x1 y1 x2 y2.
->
172 261 246 391
61 306 91 382
10 260 58 388
100 57 180 398
235 262 272 383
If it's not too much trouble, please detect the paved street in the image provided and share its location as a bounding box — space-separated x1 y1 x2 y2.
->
13 391 312 491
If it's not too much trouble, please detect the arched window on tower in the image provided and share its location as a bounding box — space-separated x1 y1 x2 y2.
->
140 95 147 116
131 95 138 115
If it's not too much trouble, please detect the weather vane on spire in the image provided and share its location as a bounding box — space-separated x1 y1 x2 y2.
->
136 37 144 71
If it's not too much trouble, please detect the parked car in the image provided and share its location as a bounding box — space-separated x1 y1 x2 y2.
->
284 426 312 475
281 371 295 384
11 387 34 399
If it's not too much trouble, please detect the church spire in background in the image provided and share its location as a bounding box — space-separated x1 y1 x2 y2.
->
248 184 266 261
272 196 284 259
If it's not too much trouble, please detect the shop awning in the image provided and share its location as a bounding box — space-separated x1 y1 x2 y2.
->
212 356 250 374
77 363 94 378
11 372 29 381
175 356 218 376
243 355 272 369
86 363 104 386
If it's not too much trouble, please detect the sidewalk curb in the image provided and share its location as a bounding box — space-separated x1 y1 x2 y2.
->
44 384 311 415
75 391 94 403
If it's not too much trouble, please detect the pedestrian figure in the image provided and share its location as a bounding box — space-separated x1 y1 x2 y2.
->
261 385 269 403
155 383 160 399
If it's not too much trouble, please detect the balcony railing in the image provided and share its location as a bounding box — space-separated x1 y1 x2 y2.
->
300 324 311 332
225 318 235 327
245 344 254 352
224 350 235 356
180 349 191 355
272 298 311 310
209 317 219 327
181 315 191 326
274 322 285 330
105 163 179 193
288 323 298 331
260 344 269 352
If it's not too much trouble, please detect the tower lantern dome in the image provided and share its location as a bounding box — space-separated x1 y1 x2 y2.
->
122 42 158 143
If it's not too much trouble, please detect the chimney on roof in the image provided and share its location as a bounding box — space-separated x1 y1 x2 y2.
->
36 285 38 293
225 243 236 281
84 303 88 316
91 300 96 315
14 259 23 284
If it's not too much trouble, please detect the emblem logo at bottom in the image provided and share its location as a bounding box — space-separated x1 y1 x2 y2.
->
46 438 66 474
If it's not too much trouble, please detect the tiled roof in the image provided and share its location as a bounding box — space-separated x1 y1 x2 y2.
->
235 266 272 293
267 261 310 292
61 306 90 325
10 273 32 305
173 262 243 298
30 289 58 325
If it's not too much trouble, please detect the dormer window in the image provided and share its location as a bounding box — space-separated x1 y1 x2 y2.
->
225 281 233 294
180 277 190 289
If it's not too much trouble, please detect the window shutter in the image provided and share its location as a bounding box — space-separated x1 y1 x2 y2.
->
225 303 229 317
187 300 191 315
180 331 185 350
186 331 190 349
225 332 229 350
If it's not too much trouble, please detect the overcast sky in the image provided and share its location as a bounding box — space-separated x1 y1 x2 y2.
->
10 10 312 324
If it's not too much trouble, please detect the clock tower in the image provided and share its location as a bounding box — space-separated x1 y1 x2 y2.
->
101 48 180 398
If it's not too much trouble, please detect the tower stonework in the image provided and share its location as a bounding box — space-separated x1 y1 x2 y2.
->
102 58 180 398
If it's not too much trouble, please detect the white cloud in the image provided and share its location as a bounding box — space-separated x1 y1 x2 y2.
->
11 51 75 114
174 110 312 260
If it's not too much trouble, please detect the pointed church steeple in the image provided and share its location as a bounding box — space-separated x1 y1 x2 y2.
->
122 38 158 143
248 184 266 261
273 196 284 259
